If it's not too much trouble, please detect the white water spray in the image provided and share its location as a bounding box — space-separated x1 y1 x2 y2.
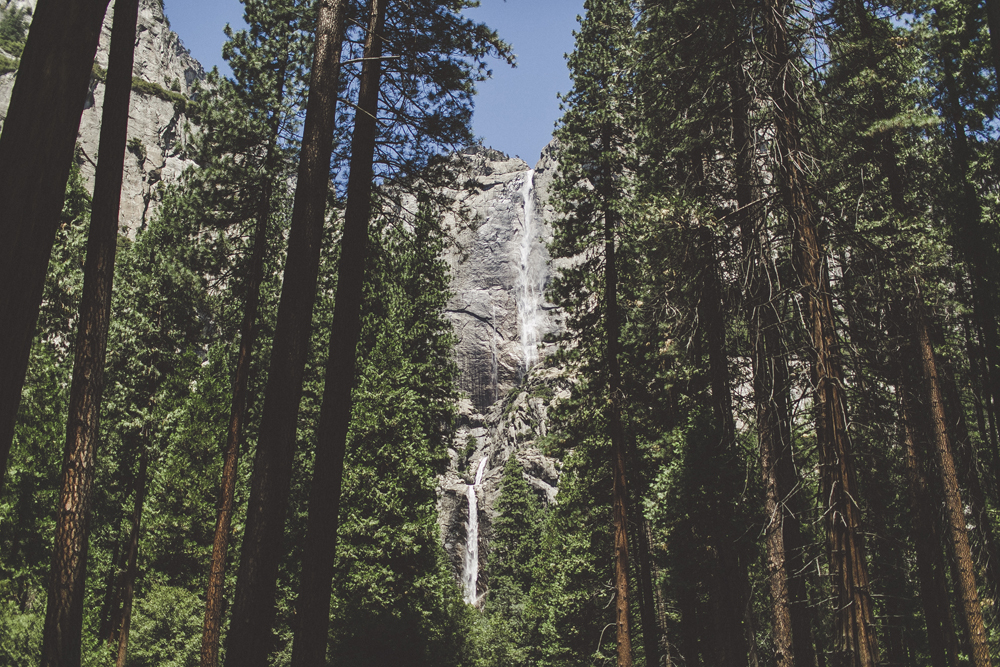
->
462 457 489 605
516 170 545 375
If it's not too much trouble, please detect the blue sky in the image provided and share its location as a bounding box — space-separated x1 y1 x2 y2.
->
163 0 584 166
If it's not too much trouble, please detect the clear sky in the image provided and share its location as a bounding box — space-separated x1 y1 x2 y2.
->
163 0 584 167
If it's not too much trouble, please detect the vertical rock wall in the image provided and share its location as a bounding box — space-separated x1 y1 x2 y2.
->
432 143 568 602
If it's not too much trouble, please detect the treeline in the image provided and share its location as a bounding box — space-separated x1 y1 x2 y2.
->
5 0 1000 664
0 0 508 665
471 0 1000 666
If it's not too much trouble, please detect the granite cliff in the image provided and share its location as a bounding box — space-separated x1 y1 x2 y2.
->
0 0 203 235
426 144 568 604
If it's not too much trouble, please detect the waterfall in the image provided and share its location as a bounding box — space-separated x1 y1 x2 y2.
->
516 170 544 375
462 457 489 605
490 300 498 405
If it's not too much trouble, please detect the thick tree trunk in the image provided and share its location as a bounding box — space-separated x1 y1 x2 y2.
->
39 0 140 662
898 367 960 667
223 2 348 665
109 442 149 667
761 0 879 664
289 1 386 663
200 59 287 667
913 300 992 667
0 0 111 491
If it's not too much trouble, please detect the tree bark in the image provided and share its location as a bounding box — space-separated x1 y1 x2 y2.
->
289 0 387 663
200 58 288 667
109 442 149 667
39 0 140 662
223 2 348 665
0 0 111 492
912 298 992 667
761 0 879 664
898 365 960 667
698 236 750 667
731 56 815 667
937 354 1000 600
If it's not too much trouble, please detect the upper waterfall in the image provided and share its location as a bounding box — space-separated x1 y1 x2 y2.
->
516 170 546 376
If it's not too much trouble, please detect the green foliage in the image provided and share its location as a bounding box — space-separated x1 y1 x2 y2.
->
326 206 467 667
473 454 544 667
130 76 190 112
125 580 204 667
0 5 27 57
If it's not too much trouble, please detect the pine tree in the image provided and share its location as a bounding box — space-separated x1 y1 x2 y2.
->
551 1 639 662
196 3 310 663
760 0 880 662
475 453 543 666
291 0 388 661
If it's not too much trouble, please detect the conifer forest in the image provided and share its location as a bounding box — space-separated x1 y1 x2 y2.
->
7 0 1000 664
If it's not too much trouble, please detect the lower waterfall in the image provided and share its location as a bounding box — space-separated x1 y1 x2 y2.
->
462 457 490 605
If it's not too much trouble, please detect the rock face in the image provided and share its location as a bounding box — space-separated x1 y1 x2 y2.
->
0 0 203 236
431 143 569 604
436 144 563 412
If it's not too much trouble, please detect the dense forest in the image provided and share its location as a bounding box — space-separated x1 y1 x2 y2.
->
3 0 1000 665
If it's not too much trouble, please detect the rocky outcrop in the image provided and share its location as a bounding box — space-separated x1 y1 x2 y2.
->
0 0 204 236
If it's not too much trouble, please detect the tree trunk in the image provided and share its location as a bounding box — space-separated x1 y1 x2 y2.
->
937 354 1000 600
289 1 386 663
912 298 992 667
898 365 960 667
200 58 288 667
109 442 149 667
39 0 140 661
600 117 633 667
731 56 815 667
761 0 879 664
223 1 348 664
0 0 111 492
934 4 1000 485
698 236 750 667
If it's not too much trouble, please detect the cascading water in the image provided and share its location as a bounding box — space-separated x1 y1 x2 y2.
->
516 170 545 375
462 456 490 605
